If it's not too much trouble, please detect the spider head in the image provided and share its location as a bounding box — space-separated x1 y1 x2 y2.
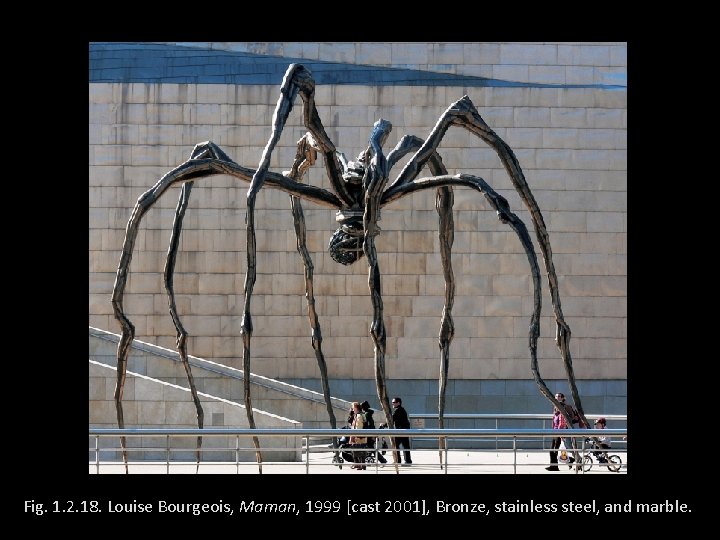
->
341 153 368 205
342 159 366 184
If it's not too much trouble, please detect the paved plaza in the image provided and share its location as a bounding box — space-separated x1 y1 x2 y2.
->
89 447 627 474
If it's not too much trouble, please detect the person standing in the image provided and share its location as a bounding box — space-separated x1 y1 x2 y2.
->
546 392 574 471
349 401 367 470
391 397 412 466
361 400 386 464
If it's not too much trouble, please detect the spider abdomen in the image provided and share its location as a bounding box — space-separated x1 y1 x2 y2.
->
328 209 367 265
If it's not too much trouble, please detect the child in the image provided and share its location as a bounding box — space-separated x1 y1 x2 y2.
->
592 417 611 462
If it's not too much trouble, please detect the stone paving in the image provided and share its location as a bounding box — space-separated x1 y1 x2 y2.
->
89 447 627 474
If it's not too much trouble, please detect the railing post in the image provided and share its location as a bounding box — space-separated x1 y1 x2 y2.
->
95 435 100 474
166 435 170 474
513 436 517 474
444 436 448 475
495 418 499 450
373 437 378 472
305 436 310 474
236 435 240 474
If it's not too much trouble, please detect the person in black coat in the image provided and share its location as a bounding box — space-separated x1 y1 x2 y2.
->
361 401 386 464
391 397 412 465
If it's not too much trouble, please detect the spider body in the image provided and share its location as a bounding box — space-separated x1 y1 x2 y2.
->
326 118 393 265
111 63 587 472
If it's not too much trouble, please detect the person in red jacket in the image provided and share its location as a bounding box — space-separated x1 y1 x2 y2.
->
546 393 575 471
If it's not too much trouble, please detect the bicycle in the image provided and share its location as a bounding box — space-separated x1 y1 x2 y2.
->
581 438 622 472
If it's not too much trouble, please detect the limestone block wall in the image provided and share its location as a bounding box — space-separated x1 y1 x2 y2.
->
89 360 301 461
89 42 627 415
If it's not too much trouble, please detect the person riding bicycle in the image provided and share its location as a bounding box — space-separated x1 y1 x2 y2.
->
590 417 611 462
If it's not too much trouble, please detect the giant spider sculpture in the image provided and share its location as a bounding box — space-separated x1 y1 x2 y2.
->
111 63 587 473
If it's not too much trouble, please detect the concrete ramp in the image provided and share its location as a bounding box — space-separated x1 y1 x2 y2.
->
90 359 300 461
89 327 351 430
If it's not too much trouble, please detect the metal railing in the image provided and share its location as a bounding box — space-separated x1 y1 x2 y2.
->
89 427 627 474
407 413 627 449
410 413 626 424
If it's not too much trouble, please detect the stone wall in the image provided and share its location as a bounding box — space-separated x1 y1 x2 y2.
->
89 42 627 416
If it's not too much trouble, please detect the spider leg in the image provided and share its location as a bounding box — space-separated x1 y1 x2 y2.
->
430 199 458 472
241 64 354 470
387 135 456 467
386 134 447 177
112 142 236 472
246 63 352 205
284 133 339 443
381 173 567 422
389 96 586 426
164 180 204 472
112 141 342 472
359 120 407 471
436 184 454 469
